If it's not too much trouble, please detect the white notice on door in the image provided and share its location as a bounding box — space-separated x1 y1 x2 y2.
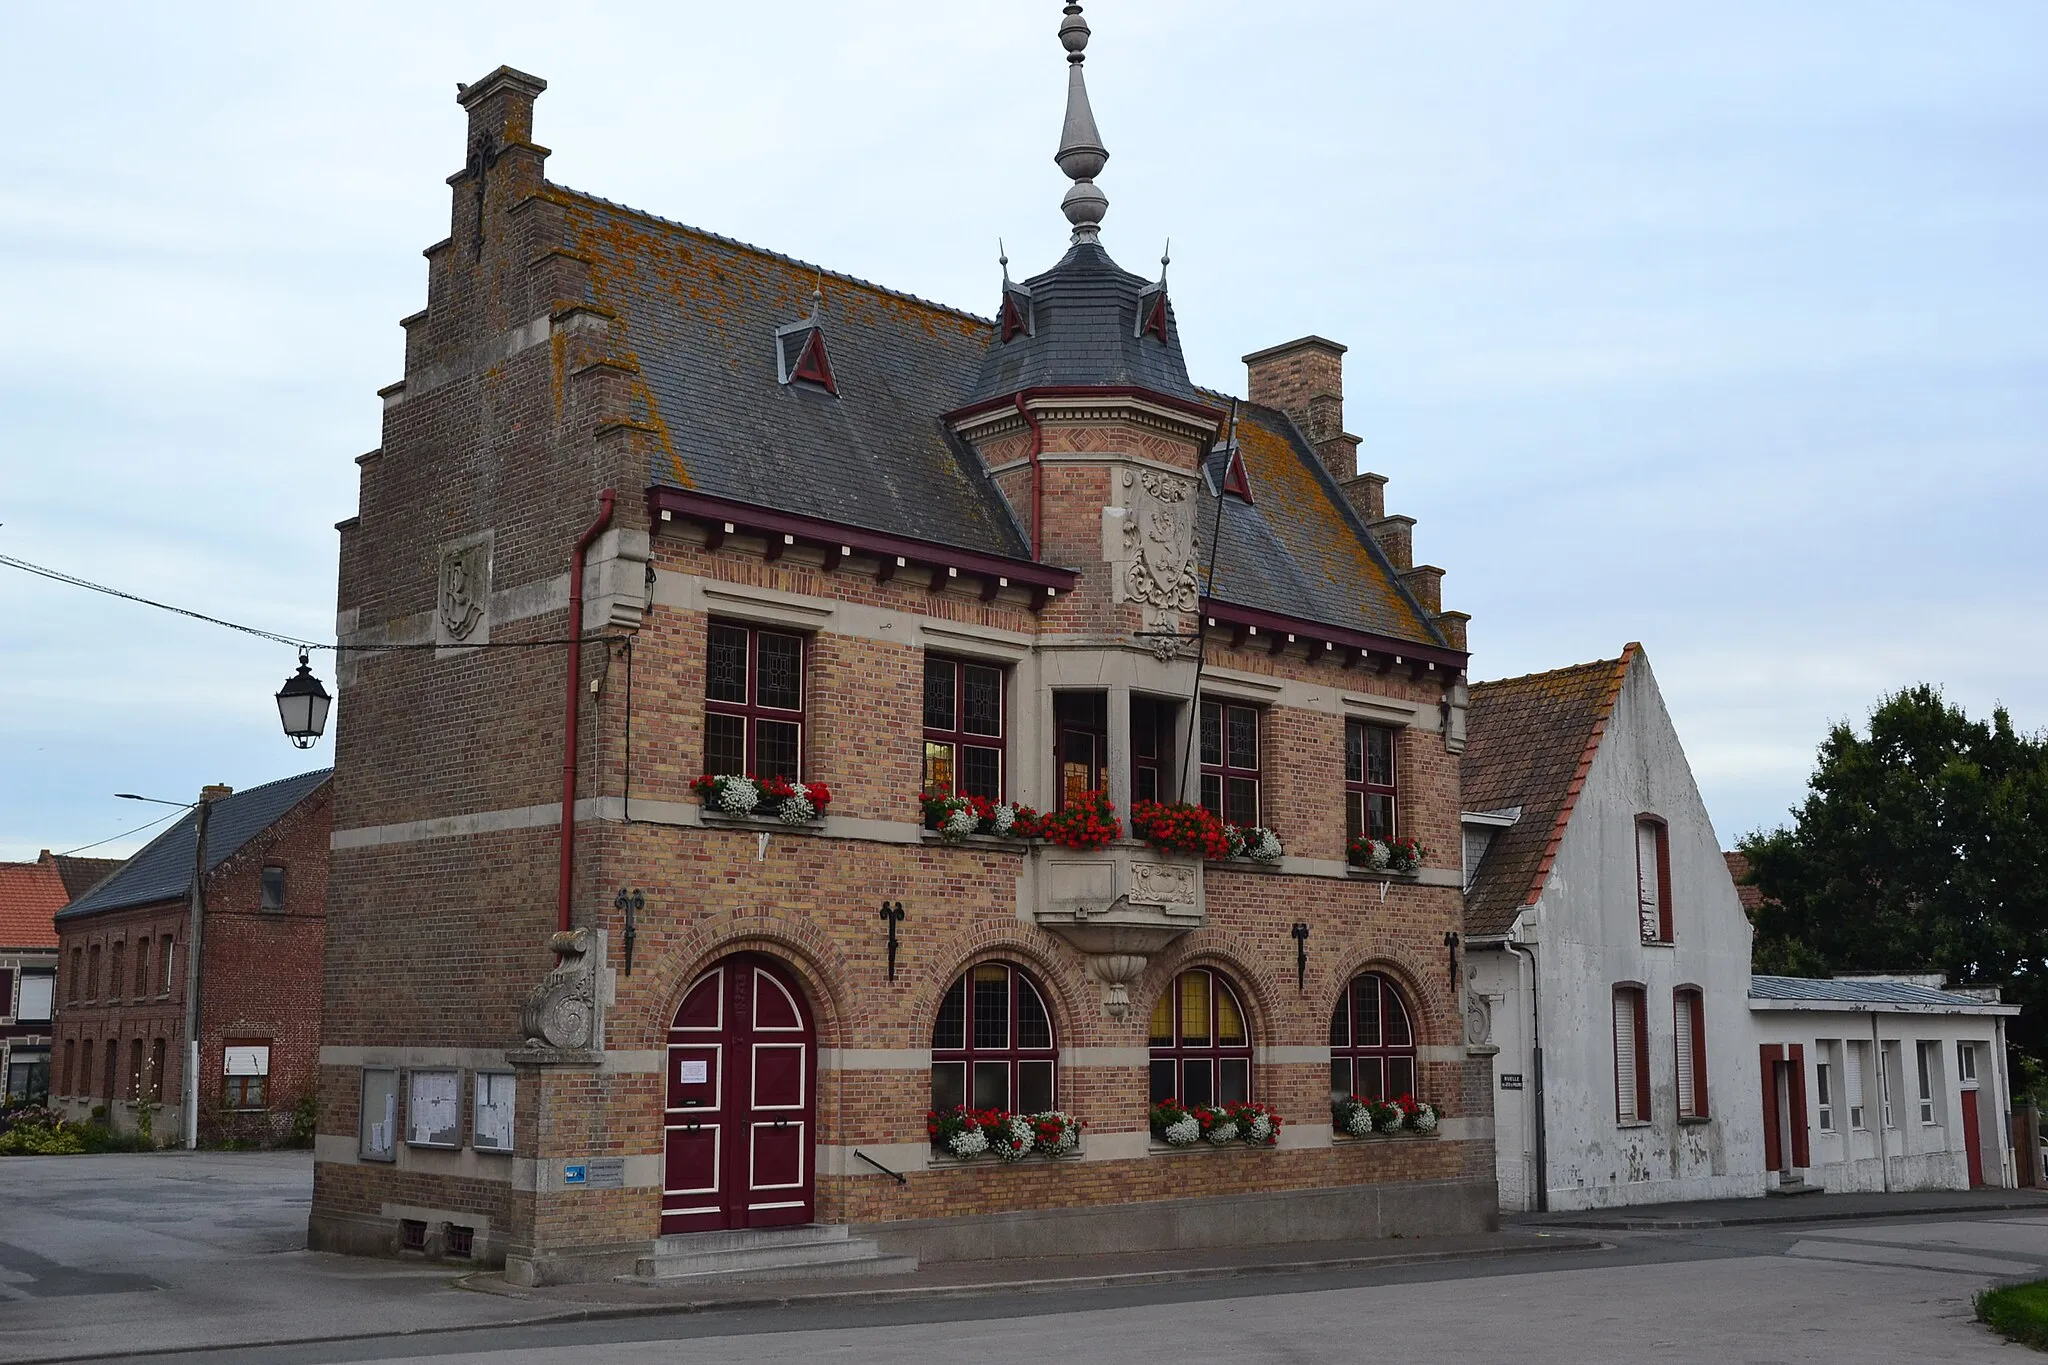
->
679 1060 708 1085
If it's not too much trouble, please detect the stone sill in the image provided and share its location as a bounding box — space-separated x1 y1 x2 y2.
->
1344 867 1423 882
1332 1129 1440 1144
917 831 1035 853
1147 1138 1280 1155
927 1146 1084 1168
1678 1115 1712 1127
698 809 829 833
1201 857 1285 872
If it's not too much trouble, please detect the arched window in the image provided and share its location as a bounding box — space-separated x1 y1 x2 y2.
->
1149 968 1253 1107
1329 972 1418 1105
931 962 1056 1114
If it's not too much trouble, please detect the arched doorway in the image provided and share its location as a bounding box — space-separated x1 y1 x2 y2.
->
662 953 816 1234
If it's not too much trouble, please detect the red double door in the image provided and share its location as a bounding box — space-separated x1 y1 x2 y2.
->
662 954 816 1234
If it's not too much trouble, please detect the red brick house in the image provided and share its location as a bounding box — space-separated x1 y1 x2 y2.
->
0 852 117 1103
314 8 1487 1284
52 771 331 1143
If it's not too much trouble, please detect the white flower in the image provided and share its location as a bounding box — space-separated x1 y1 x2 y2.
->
777 792 815 824
947 1126 989 1158
1032 1111 1080 1154
1223 824 1248 859
1206 1119 1240 1145
1378 1111 1406 1134
1246 1113 1274 1142
1413 1103 1438 1134
942 805 979 840
715 777 760 815
1248 828 1283 863
989 803 1017 837
1163 1115 1201 1146
1343 1106 1376 1137
1367 840 1392 870
995 1115 1035 1162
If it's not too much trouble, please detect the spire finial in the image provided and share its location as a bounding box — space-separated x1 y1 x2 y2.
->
1159 239 1170 284
999 237 1011 288
809 272 824 321
1054 2 1108 244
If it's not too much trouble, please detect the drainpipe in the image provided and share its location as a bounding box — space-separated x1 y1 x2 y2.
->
1870 1008 1890 1193
181 793 214 1151
1993 1013 2015 1188
1013 394 1045 560
1505 934 1546 1212
559 490 616 934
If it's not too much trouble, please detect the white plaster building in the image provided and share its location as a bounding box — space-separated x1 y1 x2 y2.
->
1460 646 1765 1212
1750 974 2018 1193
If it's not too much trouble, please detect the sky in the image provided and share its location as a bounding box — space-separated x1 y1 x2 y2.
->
2 2 2044 862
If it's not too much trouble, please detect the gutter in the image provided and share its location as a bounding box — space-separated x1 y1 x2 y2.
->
1504 927 1546 1213
559 490 615 935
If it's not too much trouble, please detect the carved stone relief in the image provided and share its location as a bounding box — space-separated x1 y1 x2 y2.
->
1127 859 1198 908
436 531 493 647
520 927 603 1051
1110 468 1199 651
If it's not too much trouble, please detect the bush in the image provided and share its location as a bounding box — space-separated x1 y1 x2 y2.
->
1979 1280 2048 1350
0 1120 85 1155
289 1093 319 1148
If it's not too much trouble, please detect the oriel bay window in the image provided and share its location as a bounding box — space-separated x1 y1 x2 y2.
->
1054 692 1107 807
704 621 805 779
1346 720 1397 841
923 655 1005 799
1131 696 1179 804
1199 700 1261 827
931 962 1056 1114
1149 968 1253 1107
1330 972 1418 1105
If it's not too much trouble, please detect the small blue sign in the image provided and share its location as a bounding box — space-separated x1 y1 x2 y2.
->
563 1163 587 1185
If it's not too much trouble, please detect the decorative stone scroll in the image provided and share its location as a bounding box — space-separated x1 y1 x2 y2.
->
1127 859 1198 909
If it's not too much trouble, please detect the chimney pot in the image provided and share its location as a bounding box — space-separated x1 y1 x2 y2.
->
200 784 233 803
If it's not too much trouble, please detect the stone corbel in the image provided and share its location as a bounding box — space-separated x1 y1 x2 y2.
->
516 926 607 1056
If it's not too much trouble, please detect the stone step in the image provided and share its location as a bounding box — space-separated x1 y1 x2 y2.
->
648 1224 851 1256
621 1246 920 1288
628 1225 917 1283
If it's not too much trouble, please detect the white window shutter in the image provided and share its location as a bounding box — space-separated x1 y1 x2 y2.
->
1637 823 1662 941
1675 998 1697 1117
223 1045 270 1077
1614 993 1639 1121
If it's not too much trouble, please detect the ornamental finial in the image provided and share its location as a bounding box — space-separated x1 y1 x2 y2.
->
1054 3 1108 243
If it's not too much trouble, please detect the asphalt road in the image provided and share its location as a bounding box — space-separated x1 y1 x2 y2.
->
3 1152 2044 1364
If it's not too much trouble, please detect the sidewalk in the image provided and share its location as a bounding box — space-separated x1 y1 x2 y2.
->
1512 1186 2048 1231
460 1227 1603 1313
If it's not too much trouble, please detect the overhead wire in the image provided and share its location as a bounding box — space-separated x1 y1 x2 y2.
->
55 807 182 857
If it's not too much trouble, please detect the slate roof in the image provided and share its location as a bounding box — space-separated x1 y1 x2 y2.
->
0 856 69 950
1460 649 1637 936
967 242 1200 403
547 185 1446 652
1197 405 1441 644
1749 974 2016 1012
54 855 123 901
58 770 331 920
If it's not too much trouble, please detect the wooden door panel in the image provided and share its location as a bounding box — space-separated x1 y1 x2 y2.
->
752 1043 807 1109
667 1043 721 1111
1962 1098 1985 1187
750 1122 805 1191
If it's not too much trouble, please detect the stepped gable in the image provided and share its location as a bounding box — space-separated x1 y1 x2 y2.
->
1196 404 1443 647
1461 650 1637 935
554 191 1029 561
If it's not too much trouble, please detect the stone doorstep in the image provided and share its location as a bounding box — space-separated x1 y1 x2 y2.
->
627 1224 918 1284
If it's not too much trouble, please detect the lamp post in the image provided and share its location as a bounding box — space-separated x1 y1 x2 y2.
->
116 790 216 1150
275 651 332 749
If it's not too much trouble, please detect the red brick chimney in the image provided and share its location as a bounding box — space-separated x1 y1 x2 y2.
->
1244 336 1359 484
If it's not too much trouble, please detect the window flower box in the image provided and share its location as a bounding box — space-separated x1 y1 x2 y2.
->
921 791 1047 844
926 1107 1084 1163
692 773 833 825
1332 1094 1437 1138
1346 834 1427 875
1149 1098 1282 1150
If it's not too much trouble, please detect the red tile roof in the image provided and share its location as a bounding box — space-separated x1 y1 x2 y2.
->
1460 647 1637 936
1724 851 1765 915
0 852 71 949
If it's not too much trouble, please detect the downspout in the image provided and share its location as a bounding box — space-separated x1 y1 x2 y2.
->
1993 1013 2015 1188
1505 933 1546 1212
559 489 616 934
1013 394 1044 560
1870 1008 1891 1193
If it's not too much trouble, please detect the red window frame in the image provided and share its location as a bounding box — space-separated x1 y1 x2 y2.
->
67 947 81 1004
1613 984 1650 1123
1346 720 1398 842
930 962 1057 1115
1054 692 1108 810
1636 816 1673 943
1149 968 1254 1108
157 937 174 999
133 936 150 998
87 945 100 1002
1674 987 1708 1118
922 655 1007 801
1131 696 1177 804
1199 700 1262 828
703 621 807 781
1329 972 1420 1107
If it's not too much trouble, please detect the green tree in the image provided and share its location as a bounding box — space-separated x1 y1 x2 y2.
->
1740 685 2048 1070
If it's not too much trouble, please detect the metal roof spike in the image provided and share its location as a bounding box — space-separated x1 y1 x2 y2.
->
1159 239 1170 285
1055 2 1109 243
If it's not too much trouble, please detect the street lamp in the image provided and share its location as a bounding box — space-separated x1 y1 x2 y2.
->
275 650 332 749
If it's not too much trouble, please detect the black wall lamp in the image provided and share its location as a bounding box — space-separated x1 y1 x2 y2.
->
615 888 644 975
1290 922 1309 991
879 901 906 982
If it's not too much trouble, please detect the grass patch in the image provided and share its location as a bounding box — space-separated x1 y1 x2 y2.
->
1979 1280 2048 1351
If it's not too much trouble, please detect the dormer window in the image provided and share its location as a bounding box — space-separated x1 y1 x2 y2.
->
1000 288 1033 342
1135 283 1169 342
1220 446 1253 501
776 324 837 395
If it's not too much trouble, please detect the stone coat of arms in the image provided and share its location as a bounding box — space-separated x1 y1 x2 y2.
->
438 539 490 643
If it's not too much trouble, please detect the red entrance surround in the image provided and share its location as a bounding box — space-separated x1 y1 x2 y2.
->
662 954 817 1234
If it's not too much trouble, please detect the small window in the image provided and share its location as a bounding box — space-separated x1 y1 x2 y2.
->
109 944 125 1006
1149 968 1253 1108
474 1072 517 1152
1612 985 1650 1123
1674 988 1707 1119
923 655 1006 801
407 1069 461 1148
1131 696 1178 804
157 937 175 998
930 962 1057 1116
223 1041 271 1109
68 947 82 1004
703 622 806 781
1915 1041 1938 1125
87 945 101 1001
17 973 51 1024
260 866 286 912
1329 972 1419 1109
149 1038 166 1102
446 1225 475 1259
1637 818 1672 943
1958 1043 1978 1086
1200 700 1261 828
400 1219 428 1252
1815 1061 1834 1132
1879 1042 1898 1129
1054 692 1108 808
1346 721 1398 842
1846 1042 1868 1130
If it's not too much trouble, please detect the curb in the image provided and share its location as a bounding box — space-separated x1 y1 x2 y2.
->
1519 1195 2048 1233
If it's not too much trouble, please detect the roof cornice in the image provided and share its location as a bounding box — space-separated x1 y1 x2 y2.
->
1198 598 1468 677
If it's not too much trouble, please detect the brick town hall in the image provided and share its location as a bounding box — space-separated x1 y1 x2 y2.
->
312 5 1490 1283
